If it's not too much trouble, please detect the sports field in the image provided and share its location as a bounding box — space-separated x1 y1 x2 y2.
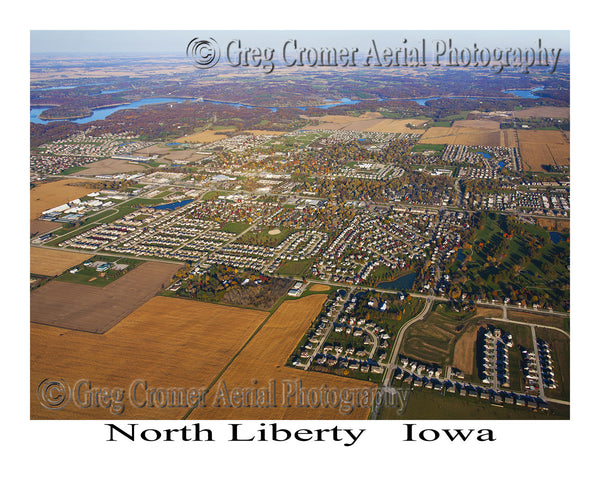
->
31 296 267 419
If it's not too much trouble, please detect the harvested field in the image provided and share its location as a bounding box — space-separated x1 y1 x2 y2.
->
30 247 92 277
311 112 383 123
418 126 517 147
452 119 501 129
363 119 427 133
74 158 145 176
242 130 286 136
306 114 427 133
175 128 236 144
188 295 375 420
309 283 330 292
515 106 570 119
30 179 101 219
31 296 267 419
517 129 570 171
132 144 171 155
30 219 58 236
31 261 181 333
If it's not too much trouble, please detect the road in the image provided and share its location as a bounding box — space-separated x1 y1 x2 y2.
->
382 296 434 387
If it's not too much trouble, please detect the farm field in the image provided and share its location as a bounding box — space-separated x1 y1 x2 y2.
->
30 247 92 276
31 296 267 419
418 126 517 147
452 119 502 129
175 128 236 143
74 158 145 176
242 130 286 136
30 219 59 236
517 129 570 171
515 106 570 119
306 115 427 133
188 294 375 420
30 179 101 219
30 261 180 333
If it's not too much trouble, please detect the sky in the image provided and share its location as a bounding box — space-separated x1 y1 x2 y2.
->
30 30 569 55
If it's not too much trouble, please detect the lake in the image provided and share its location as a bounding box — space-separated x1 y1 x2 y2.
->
503 87 544 99
549 231 564 244
377 271 416 291
30 97 190 125
30 96 364 123
30 87 546 124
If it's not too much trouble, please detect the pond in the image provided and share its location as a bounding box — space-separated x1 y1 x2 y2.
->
377 271 416 291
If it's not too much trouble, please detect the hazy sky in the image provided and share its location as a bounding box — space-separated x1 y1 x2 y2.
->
30 30 569 54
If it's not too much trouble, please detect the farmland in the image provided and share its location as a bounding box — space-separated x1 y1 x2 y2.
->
175 128 236 143
418 126 518 147
31 296 267 419
30 179 101 219
31 261 180 333
517 129 570 171
30 247 92 276
71 158 145 176
188 294 375 420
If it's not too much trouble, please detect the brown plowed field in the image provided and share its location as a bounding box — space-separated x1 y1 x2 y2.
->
30 247 92 277
31 296 267 419
30 261 181 333
30 220 59 236
188 294 375 420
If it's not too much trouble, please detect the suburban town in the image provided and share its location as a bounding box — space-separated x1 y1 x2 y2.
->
30 39 570 423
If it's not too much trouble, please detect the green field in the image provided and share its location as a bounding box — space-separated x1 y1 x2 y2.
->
61 166 88 175
239 227 293 247
378 386 568 419
449 213 570 311
277 258 314 276
411 143 446 153
222 221 251 234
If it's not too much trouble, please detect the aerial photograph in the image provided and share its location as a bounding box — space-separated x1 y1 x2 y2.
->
29 30 570 421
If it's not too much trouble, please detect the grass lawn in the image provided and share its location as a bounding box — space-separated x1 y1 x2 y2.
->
277 258 314 276
223 221 251 234
378 386 568 419
55 255 143 287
